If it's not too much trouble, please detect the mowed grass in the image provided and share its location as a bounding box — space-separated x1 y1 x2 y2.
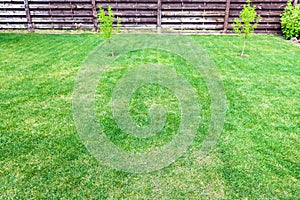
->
0 33 299 199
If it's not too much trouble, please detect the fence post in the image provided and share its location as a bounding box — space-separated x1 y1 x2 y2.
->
157 0 162 33
223 0 231 33
92 0 98 32
24 0 33 32
293 0 298 6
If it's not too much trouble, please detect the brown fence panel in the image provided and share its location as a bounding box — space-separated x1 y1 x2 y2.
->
0 0 27 29
228 0 288 33
161 0 226 31
0 0 297 33
29 0 94 29
97 0 158 29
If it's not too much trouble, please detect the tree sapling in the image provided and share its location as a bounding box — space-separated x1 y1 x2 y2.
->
232 0 261 56
97 6 121 56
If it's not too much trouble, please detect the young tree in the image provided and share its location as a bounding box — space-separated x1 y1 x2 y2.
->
97 6 121 56
232 0 261 56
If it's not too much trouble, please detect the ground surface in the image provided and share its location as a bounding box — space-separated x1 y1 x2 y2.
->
0 33 299 199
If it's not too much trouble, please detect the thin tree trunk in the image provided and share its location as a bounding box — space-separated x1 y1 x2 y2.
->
241 37 246 56
108 39 114 56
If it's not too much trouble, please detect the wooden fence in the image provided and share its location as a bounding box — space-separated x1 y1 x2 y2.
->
0 0 297 33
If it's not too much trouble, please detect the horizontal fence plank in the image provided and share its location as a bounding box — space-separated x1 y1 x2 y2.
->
162 24 224 29
0 11 26 16
162 0 226 2
32 24 93 29
0 24 27 28
0 3 24 9
96 3 158 9
0 18 27 22
162 3 226 10
0 0 24 2
162 17 224 23
162 11 225 17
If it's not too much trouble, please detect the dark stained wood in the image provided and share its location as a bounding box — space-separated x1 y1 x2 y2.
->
24 0 33 32
293 0 298 5
0 0 290 34
157 0 162 33
223 0 231 33
91 0 97 31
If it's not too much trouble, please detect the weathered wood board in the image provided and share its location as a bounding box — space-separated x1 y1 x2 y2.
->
0 0 296 33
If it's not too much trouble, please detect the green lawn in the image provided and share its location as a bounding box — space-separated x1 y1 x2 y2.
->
0 33 299 199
